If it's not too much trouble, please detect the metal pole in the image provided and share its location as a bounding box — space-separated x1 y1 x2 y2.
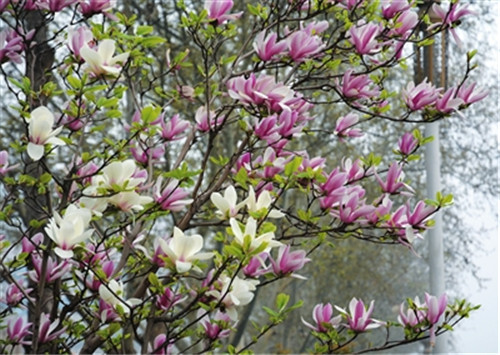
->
421 3 447 353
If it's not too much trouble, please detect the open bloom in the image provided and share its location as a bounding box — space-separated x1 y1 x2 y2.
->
79 0 115 17
335 298 385 332
253 31 287 61
0 29 23 64
269 244 310 278
349 21 382 55
246 186 284 218
302 303 342 332
204 0 242 24
341 70 380 100
68 26 93 60
38 313 66 344
29 254 71 283
154 177 193 212
211 185 246 219
45 204 93 259
80 39 129 76
432 2 475 46
208 275 259 320
334 113 363 140
158 227 213 273
229 217 281 252
26 106 65 161
99 279 140 315
402 79 441 111
200 310 233 340
456 81 488 105
287 29 325 62
7 316 31 345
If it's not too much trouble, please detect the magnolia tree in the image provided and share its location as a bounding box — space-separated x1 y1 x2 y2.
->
0 0 487 354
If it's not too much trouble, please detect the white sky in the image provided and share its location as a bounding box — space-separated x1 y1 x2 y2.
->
452 2 499 353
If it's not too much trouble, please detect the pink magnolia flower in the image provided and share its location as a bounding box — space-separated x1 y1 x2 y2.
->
0 150 18 174
195 106 224 131
21 232 44 253
382 0 413 19
29 253 72 283
342 158 365 182
333 192 375 224
398 132 418 155
341 70 380 100
321 168 347 195
269 244 310 279
68 25 93 60
374 162 408 194
227 74 295 112
406 200 436 228
148 334 173 355
398 296 425 327
301 303 342 332
5 284 33 306
253 31 287 61
131 143 165 165
435 87 464 114
200 310 233 340
7 316 32 345
98 298 120 323
402 79 441 111
204 0 242 24
154 177 193 212
37 0 77 12
349 21 382 55
156 287 187 311
393 10 418 37
243 253 269 278
287 29 325 62
79 0 115 17
432 2 475 45
38 313 66 343
456 81 488 105
86 260 114 291
254 114 280 143
160 113 191 140
334 113 363 140
0 29 23 64
425 292 447 345
425 292 447 324
335 298 385 332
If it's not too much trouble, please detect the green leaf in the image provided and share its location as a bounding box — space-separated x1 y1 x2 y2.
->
276 293 290 312
284 156 303 177
137 25 153 36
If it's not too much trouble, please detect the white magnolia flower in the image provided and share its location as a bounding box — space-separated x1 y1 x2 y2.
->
99 159 145 189
27 106 65 161
80 39 129 76
246 187 284 218
208 275 259 321
229 217 281 252
108 191 153 212
44 204 93 259
158 227 213 273
99 279 140 316
210 185 246 219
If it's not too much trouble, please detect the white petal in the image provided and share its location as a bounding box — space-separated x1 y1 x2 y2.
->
55 247 74 259
27 142 44 161
98 39 116 62
175 261 193 273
